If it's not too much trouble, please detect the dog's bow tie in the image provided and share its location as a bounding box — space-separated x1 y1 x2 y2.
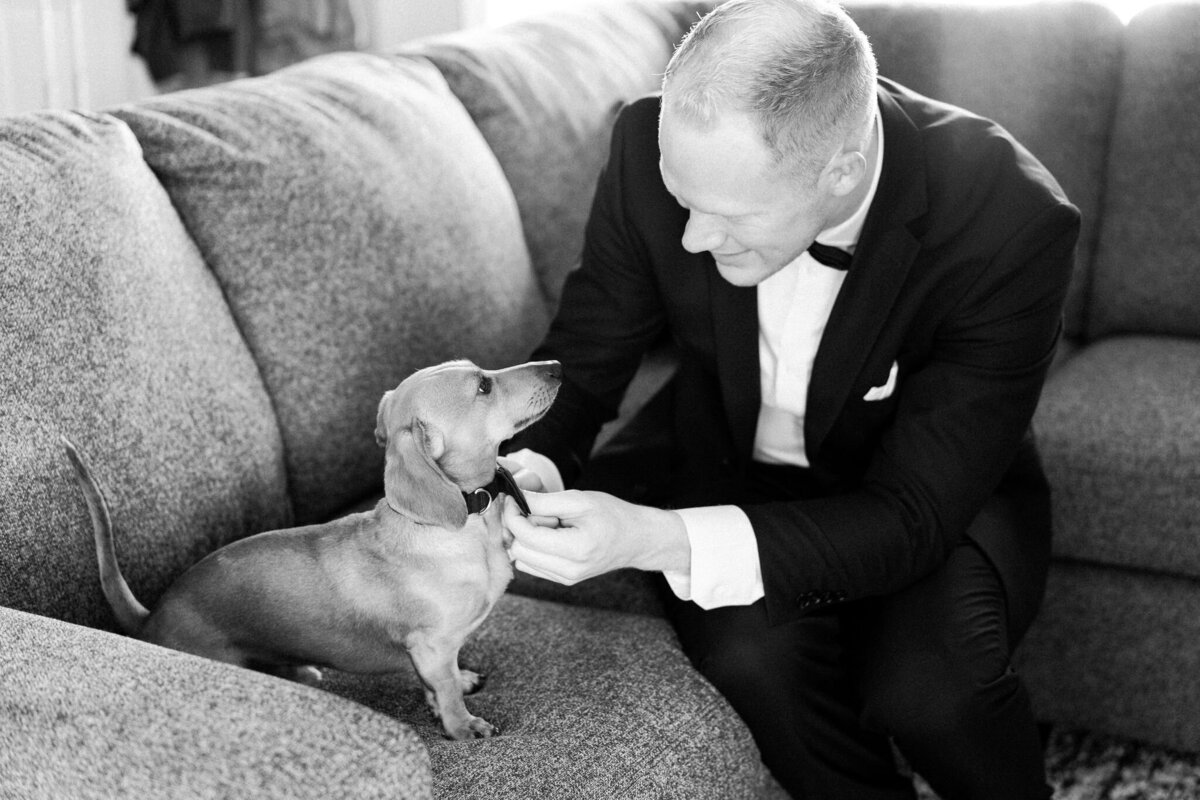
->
463 464 531 516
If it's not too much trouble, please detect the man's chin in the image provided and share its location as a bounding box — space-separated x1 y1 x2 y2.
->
714 259 774 287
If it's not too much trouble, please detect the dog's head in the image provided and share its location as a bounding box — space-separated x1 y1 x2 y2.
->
374 359 561 528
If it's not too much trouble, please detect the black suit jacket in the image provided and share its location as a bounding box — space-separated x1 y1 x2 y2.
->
510 79 1080 626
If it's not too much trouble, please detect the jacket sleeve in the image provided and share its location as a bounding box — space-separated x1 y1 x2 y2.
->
504 101 668 484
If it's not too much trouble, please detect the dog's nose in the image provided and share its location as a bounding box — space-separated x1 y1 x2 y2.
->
542 361 563 382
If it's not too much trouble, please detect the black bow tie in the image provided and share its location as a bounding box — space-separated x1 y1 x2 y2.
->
807 241 853 270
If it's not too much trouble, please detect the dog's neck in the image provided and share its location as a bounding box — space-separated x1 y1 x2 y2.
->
378 464 529 525
462 464 530 516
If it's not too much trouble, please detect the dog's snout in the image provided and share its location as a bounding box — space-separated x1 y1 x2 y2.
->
541 360 563 383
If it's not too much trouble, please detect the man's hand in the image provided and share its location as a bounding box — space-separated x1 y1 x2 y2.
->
502 490 690 585
497 454 546 492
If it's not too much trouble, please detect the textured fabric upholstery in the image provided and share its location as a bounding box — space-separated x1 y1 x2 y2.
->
847 1 1124 339
1016 561 1200 751
405 1 713 302
1088 3 1200 340
0 111 290 628
321 593 782 799
508 567 666 616
1034 337 1200 578
113 54 549 524
0 606 432 799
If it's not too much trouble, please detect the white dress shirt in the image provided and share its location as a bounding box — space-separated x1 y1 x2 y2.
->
514 111 884 609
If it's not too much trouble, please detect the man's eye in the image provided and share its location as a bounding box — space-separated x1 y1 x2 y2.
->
478 376 493 395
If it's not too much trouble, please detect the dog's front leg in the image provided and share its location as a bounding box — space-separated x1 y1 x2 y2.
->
407 637 497 740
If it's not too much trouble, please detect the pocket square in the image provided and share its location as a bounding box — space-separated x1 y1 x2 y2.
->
863 361 898 401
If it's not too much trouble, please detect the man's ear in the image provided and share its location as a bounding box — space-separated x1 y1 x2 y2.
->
822 149 867 198
382 418 468 529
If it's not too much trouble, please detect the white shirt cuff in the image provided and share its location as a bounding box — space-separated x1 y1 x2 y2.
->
503 448 565 493
662 505 765 609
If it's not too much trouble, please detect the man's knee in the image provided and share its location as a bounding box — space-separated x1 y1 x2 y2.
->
692 634 797 708
857 647 1020 743
673 608 843 727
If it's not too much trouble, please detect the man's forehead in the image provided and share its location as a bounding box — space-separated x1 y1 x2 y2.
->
658 111 788 215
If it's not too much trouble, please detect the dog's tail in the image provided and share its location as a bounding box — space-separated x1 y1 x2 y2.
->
61 435 150 634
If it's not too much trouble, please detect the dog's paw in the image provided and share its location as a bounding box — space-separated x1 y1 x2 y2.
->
263 664 323 685
444 715 499 740
459 669 487 695
292 666 323 686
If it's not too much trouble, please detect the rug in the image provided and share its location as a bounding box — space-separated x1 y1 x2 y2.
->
912 726 1200 799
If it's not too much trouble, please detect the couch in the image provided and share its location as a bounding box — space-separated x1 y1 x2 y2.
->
1 0 1197 797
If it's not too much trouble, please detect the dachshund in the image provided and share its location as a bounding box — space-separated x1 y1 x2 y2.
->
63 358 561 740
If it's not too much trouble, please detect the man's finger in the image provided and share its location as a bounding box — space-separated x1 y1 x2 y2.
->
499 455 545 492
522 489 591 519
512 559 578 586
502 497 562 541
501 496 538 533
509 538 574 582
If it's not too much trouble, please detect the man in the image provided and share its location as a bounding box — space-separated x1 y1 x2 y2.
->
500 0 1078 797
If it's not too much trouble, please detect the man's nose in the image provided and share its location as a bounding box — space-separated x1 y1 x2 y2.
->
680 212 725 254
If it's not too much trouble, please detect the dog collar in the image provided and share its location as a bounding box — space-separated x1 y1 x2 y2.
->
463 464 531 516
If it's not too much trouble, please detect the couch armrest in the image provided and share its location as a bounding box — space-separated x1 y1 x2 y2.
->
0 607 431 799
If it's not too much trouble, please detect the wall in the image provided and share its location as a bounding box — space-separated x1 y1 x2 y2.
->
0 0 156 114
0 0 484 114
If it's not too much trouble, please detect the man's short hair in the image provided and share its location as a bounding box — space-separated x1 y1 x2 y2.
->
662 0 878 180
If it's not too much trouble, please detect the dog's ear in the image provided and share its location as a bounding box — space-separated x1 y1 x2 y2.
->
383 418 469 529
375 390 394 448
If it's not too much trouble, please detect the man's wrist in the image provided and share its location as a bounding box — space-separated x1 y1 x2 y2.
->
636 506 690 573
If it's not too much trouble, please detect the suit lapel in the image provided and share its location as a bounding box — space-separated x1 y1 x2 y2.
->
805 85 927 459
709 259 761 460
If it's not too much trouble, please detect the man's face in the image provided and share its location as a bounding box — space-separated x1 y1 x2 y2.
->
659 108 832 287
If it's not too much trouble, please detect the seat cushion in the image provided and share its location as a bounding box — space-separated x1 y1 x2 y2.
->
406 1 711 302
1033 337 1200 578
0 111 290 627
507 567 665 617
112 53 548 524
0 606 431 799
323 593 780 799
1087 3 1200 340
1017 561 1200 752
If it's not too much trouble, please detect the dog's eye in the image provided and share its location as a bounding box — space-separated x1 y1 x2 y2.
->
477 375 493 396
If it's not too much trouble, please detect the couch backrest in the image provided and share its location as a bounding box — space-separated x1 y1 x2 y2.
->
845 0 1125 341
0 112 292 627
111 54 549 525
404 1 713 303
1087 3 1200 341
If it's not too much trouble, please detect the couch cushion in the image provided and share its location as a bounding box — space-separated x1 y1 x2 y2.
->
322 593 782 799
1032 337 1200 578
508 567 666 617
406 1 712 302
0 606 431 799
1088 3 1200 340
112 54 548 524
0 111 290 627
845 0 1123 340
1017 561 1200 752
